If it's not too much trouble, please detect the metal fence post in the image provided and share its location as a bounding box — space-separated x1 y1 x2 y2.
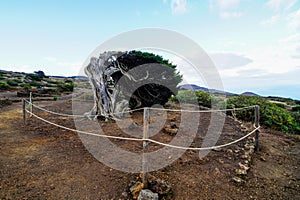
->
22 98 27 125
254 105 260 151
142 107 150 189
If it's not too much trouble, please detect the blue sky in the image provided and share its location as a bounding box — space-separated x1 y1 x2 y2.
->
0 0 300 99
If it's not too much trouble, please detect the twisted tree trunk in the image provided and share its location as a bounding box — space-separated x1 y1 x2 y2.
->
84 51 181 120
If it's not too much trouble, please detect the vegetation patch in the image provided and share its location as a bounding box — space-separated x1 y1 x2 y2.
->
172 91 300 134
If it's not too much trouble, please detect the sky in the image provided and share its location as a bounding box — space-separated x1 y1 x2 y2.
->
0 0 299 99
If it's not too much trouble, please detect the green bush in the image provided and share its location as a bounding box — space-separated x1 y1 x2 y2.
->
227 95 300 134
0 82 9 90
30 81 42 87
7 79 19 86
47 79 59 84
269 102 286 109
292 106 300 112
26 74 42 81
195 91 212 108
175 90 198 103
57 82 74 92
172 90 226 109
0 73 5 80
23 83 31 91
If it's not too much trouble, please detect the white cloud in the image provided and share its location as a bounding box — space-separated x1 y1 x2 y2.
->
43 57 82 75
279 33 300 43
260 14 281 26
287 8 300 31
215 0 240 10
210 0 242 19
171 0 187 14
291 47 300 59
209 52 252 69
279 33 300 59
219 11 242 19
265 0 297 11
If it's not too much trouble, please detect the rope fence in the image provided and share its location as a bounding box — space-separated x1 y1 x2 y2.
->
22 98 260 151
24 108 260 150
22 97 260 187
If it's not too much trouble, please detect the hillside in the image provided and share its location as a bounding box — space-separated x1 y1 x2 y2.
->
0 69 88 99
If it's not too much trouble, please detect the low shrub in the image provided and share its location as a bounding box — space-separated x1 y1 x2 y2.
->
227 95 300 134
26 74 42 82
7 79 19 86
172 90 226 109
0 82 9 90
292 106 300 112
23 83 31 91
57 82 74 92
30 81 42 87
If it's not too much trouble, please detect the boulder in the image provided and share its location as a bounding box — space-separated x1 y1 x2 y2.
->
137 189 159 200
130 182 144 199
147 174 172 196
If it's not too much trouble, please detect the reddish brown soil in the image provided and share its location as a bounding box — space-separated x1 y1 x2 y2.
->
0 100 299 199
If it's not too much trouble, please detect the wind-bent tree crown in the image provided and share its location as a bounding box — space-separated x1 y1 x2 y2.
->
85 50 182 119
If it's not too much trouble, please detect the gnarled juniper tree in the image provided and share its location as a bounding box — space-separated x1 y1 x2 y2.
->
85 50 182 119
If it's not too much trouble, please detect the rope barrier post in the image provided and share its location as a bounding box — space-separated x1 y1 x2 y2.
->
22 98 27 125
254 105 260 151
142 107 150 189
29 92 33 117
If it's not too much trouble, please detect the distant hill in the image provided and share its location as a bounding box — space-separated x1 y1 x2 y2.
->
241 92 260 96
48 75 88 79
0 69 90 95
179 84 236 96
179 84 209 92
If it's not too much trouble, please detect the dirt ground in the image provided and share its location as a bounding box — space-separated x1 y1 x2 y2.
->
0 100 299 199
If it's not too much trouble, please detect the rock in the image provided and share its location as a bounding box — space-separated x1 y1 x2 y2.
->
164 127 178 136
260 156 266 161
121 191 128 198
137 189 159 200
241 124 248 133
236 169 247 175
244 143 250 150
241 153 248 159
214 167 221 175
170 122 177 128
249 145 255 154
227 149 233 154
232 176 245 184
130 182 144 199
50 184 55 190
147 174 172 196
238 162 249 171
234 149 240 153
169 116 176 122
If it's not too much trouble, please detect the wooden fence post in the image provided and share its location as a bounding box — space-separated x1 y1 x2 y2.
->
22 98 27 125
142 107 150 189
254 105 260 151
29 92 33 117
